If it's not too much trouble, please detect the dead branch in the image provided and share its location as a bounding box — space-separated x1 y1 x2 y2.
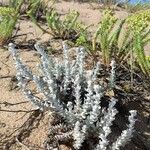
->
0 101 28 106
0 109 36 113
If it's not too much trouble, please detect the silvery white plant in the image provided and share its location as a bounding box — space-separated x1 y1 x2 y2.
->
9 42 137 150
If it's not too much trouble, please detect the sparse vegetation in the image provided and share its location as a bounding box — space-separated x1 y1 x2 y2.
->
0 1 149 150
74 9 150 76
9 42 137 150
126 10 150 75
28 5 88 41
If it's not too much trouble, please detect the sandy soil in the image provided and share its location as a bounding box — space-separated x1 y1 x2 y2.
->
0 1 150 150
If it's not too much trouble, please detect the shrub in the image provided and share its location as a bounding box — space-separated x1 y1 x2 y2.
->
9 42 137 150
88 9 150 75
28 2 88 41
46 9 81 39
126 10 150 75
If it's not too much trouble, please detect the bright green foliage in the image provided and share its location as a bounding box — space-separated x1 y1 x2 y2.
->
126 10 150 33
0 7 15 15
75 22 90 47
92 10 118 65
28 2 87 40
46 9 65 37
0 0 22 45
76 34 88 47
133 33 150 75
0 7 18 45
90 9 150 75
126 10 150 75
46 9 87 40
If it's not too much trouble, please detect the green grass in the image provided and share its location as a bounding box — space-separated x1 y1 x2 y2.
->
77 9 150 75
0 7 18 45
